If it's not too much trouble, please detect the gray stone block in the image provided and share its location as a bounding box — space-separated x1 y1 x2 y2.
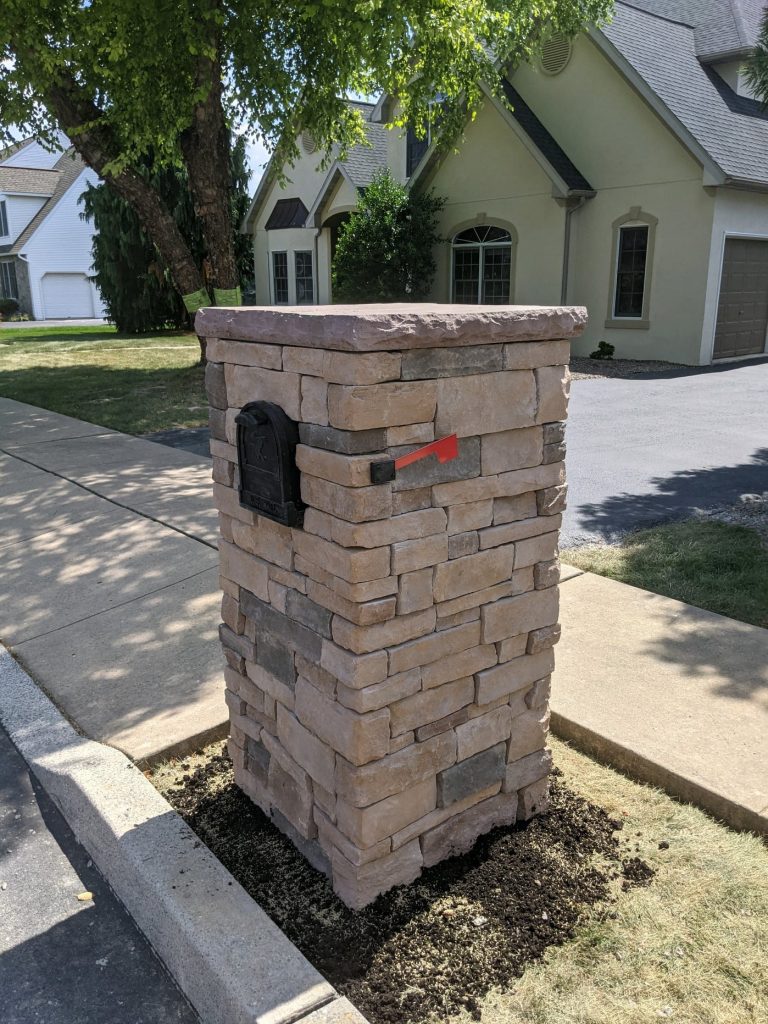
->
504 748 552 794
205 361 227 410
448 531 479 559
219 623 256 662
389 436 480 491
208 407 227 441
437 742 506 807
246 735 271 774
285 590 333 639
542 442 566 465
299 423 387 455
241 590 323 662
270 809 332 878
542 421 566 445
401 345 503 380
256 634 297 687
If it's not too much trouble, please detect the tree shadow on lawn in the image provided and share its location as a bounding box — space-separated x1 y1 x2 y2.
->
165 749 650 1024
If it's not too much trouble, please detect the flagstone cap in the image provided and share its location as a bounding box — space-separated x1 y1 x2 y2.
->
195 304 586 352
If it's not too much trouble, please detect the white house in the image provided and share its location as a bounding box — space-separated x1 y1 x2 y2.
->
245 0 768 365
0 136 105 320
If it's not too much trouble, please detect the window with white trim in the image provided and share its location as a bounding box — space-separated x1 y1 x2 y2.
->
451 225 513 304
0 259 18 300
272 251 289 304
0 201 8 237
613 224 648 319
294 251 314 305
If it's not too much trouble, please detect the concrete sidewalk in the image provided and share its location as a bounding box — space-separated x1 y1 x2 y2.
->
1 397 765 836
0 398 226 765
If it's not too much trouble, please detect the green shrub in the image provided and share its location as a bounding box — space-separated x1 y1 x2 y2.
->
589 341 615 360
0 298 19 319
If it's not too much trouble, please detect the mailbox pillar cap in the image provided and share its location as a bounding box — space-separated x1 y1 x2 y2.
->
196 303 586 353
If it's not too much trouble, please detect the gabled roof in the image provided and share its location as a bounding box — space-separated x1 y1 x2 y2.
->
0 137 36 164
1 150 89 255
618 0 763 60
0 166 60 197
597 2 768 188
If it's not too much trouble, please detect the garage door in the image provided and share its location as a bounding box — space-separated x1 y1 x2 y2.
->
713 238 768 359
41 273 94 319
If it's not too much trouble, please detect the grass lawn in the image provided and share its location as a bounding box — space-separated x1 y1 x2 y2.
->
563 520 768 628
469 738 768 1024
0 325 207 435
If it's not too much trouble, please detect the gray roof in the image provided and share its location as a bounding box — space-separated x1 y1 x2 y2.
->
0 166 60 196
339 102 389 188
620 0 764 59
8 150 88 253
602 2 768 188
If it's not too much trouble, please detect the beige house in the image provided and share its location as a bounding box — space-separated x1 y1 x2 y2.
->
244 0 768 365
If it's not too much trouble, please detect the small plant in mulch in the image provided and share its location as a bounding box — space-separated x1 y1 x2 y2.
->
161 747 654 1024
589 340 615 360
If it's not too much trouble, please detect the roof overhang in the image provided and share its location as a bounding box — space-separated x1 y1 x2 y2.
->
305 162 358 228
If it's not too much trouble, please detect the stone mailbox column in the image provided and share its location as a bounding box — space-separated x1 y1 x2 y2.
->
199 304 583 909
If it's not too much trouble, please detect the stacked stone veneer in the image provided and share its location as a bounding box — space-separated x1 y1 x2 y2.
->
199 304 582 910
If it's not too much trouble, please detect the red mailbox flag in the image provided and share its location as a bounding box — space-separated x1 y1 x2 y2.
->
369 434 459 484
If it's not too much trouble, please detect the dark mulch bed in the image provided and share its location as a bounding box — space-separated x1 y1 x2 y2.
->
158 745 653 1024
570 357 687 380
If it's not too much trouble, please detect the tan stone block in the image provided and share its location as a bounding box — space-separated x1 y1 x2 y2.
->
517 776 550 820
397 567 434 615
535 364 570 424
301 473 392 523
447 500 494 534
328 381 437 430
391 533 448 574
390 730 415 752
435 568 533 618
295 555 398 603
481 586 559 644
219 514 235 546
434 371 534 438
332 606 436 655
276 703 335 792
225 408 238 445
388 620 480 675
268 577 288 612
421 644 497 690
515 531 559 568
386 422 434 446
481 426 543 476
267 758 315 839
210 439 237 462
535 558 560 589
315 808 392 867
390 676 474 736
225 363 301 419
493 492 538 525
307 506 447 550
503 747 552 794
525 675 551 709
219 539 269 601
295 446 373 488
335 777 436 848
436 607 480 631
300 376 329 424
467 694 511 719
268 564 307 593
292 530 390 584
206 337 282 369
231 516 293 570
455 706 512 761
295 678 390 765
219 571 238 600
283 347 402 384
433 545 515 603
331 839 423 910
537 484 568 516
212 482 257 525
503 339 570 370
527 623 561 654
415 706 470 741
336 731 456 808
392 487 432 515
294 653 338 697
507 707 551 762
497 633 529 662
307 579 396 626
246 659 296 710
261 728 310 789
221 593 245 634
320 640 388 689
475 649 555 704
431 462 564 507
421 792 517 867
212 455 234 487
336 669 421 714
480 514 562 550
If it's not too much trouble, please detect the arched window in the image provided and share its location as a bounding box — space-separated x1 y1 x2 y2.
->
452 225 513 304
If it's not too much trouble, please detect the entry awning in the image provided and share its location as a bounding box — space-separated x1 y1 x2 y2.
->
265 198 309 230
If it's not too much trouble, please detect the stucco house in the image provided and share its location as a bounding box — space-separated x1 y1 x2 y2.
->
0 136 105 320
244 0 768 365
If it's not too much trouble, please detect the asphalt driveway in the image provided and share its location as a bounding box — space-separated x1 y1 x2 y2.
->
563 359 768 546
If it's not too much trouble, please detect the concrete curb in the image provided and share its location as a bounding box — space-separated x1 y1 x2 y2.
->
0 648 369 1024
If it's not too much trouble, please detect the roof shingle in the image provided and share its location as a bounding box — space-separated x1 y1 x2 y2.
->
0 166 60 197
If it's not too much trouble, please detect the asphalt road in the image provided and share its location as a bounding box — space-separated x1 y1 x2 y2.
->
563 359 768 546
0 726 198 1024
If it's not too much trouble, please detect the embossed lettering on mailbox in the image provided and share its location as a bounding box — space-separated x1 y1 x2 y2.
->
235 401 304 526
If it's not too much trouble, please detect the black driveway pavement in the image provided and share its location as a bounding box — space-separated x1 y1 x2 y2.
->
563 359 768 546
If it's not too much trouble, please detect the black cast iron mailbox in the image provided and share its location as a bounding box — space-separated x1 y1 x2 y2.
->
235 401 304 526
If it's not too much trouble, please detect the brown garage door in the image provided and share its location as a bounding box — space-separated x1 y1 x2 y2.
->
713 238 768 359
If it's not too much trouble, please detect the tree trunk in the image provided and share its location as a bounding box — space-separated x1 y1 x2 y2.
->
47 81 209 361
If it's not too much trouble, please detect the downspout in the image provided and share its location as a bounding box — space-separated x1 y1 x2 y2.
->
313 228 320 305
560 196 587 304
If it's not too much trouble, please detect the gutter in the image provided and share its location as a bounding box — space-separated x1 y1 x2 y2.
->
561 195 590 304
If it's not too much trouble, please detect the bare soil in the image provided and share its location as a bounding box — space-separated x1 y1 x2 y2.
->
155 744 654 1024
